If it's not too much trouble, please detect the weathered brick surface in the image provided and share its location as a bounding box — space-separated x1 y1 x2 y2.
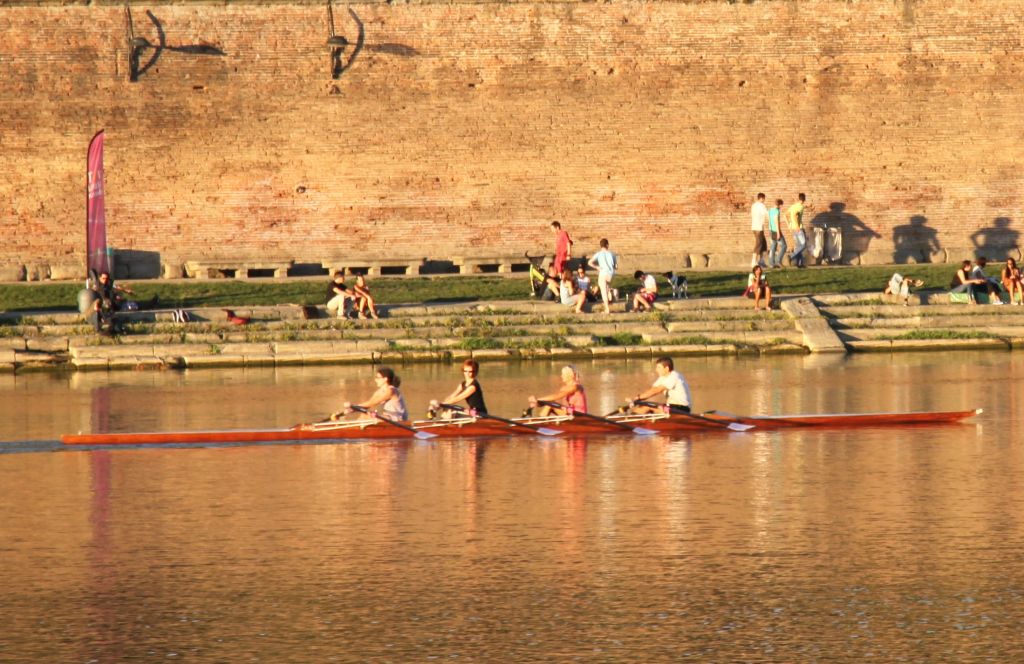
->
2 0 1023 279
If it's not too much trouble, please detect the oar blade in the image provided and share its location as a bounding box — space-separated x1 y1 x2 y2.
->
632 426 658 436
726 422 755 432
414 430 439 440
536 427 563 436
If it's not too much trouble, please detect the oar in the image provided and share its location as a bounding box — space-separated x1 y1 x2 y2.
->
347 404 438 440
635 400 754 432
440 403 562 436
537 400 657 435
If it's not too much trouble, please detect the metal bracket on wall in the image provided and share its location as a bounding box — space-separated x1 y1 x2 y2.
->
326 1 349 79
125 4 149 82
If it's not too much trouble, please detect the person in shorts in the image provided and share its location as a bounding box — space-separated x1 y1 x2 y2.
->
632 270 658 312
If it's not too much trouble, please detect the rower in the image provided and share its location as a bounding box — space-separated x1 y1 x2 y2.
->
430 359 488 418
527 365 587 416
627 357 692 414
333 366 408 422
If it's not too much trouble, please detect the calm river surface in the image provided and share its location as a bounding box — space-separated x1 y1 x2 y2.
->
2 352 1022 661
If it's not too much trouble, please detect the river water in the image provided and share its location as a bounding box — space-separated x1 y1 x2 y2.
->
2 352 1022 661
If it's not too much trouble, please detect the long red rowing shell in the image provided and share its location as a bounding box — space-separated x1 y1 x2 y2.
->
60 409 983 446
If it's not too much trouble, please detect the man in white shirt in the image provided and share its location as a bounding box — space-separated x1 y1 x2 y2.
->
628 357 692 414
751 192 769 268
631 270 659 312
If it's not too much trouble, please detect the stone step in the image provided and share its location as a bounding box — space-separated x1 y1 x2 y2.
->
836 326 1022 342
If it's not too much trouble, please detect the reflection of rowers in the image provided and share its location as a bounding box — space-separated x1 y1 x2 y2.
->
627 357 692 414
527 365 587 416
333 366 408 422
431 359 488 418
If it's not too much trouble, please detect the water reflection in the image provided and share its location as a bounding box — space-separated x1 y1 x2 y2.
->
0 354 1021 659
1 352 1011 441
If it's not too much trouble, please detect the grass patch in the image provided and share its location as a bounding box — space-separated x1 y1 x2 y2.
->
597 332 644 346
0 263 990 312
662 335 719 346
882 329 1000 341
456 337 506 351
516 334 569 349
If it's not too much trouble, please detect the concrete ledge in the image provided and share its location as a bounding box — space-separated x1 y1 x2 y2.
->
184 259 293 279
321 258 424 276
470 349 518 361
549 348 592 359
71 345 158 359
761 343 809 355
847 338 1010 352
108 357 167 371
182 354 247 368
71 357 110 371
781 297 848 353
452 255 531 274
589 346 629 357
14 351 62 366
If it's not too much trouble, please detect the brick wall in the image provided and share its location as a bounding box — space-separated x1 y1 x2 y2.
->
1 0 1023 279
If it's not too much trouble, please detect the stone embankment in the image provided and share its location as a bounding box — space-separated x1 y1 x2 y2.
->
1 294 1022 373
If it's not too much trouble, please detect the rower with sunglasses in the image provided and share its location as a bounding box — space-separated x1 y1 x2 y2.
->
429 359 488 419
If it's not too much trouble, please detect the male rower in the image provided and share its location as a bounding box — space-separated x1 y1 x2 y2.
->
627 357 692 414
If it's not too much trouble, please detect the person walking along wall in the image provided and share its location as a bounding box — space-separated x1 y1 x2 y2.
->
750 193 769 268
788 193 808 268
588 238 617 315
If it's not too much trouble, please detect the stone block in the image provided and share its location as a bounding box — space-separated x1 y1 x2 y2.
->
182 354 246 368
26 338 69 352
0 264 26 281
71 357 110 371
47 263 82 280
108 357 166 371
470 349 517 361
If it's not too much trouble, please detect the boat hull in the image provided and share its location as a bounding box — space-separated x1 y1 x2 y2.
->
60 409 982 447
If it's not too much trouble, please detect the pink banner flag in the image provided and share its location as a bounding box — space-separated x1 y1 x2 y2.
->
86 130 110 277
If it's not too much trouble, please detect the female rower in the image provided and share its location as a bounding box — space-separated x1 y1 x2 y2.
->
334 366 407 422
528 365 587 416
431 359 488 418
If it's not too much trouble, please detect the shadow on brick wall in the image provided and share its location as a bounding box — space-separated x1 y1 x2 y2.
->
892 215 941 263
970 217 1019 260
809 202 881 264
132 10 225 82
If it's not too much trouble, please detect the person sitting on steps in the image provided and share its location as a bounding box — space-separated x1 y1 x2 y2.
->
971 257 1004 305
325 271 354 319
540 264 560 302
743 264 772 311
884 273 925 306
90 271 134 335
631 270 658 312
1001 258 1023 305
950 259 987 305
352 274 380 319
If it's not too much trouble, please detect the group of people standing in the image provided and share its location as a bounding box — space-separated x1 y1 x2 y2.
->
751 192 809 270
543 222 619 314
324 356 693 425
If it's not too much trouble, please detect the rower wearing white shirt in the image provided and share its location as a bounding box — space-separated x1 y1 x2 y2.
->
628 357 692 414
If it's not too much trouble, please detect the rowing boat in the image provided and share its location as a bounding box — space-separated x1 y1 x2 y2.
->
60 408 982 446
